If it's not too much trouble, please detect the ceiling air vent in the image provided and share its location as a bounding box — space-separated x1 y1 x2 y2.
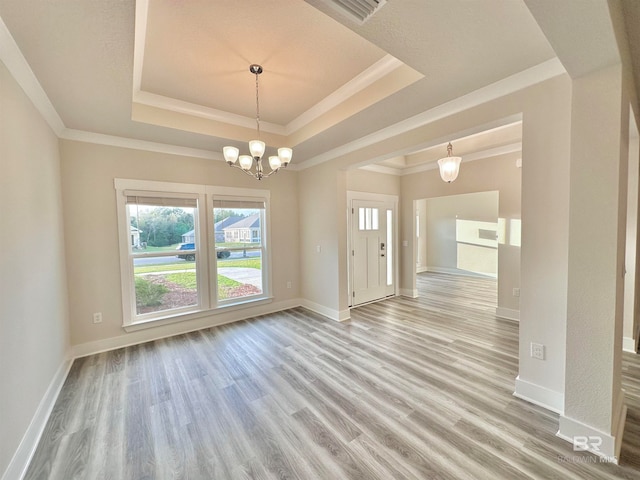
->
310 0 387 25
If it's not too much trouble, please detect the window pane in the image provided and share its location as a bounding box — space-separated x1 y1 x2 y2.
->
214 206 264 301
127 203 196 254
217 249 263 300
372 208 379 230
133 255 198 315
359 207 365 230
127 202 198 316
365 208 372 230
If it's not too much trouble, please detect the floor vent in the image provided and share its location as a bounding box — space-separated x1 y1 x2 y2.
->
309 0 387 24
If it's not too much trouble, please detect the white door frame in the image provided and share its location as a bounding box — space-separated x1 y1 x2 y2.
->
347 191 399 307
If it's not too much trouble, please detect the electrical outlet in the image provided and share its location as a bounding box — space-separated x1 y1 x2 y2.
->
93 312 102 324
513 288 520 297
530 342 545 360
287 281 292 289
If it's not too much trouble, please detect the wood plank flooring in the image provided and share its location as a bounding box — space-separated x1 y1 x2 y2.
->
25 272 640 479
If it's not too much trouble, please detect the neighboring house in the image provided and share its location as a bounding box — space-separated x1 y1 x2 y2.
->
130 226 142 249
181 229 195 244
181 216 246 244
223 214 261 243
214 216 243 242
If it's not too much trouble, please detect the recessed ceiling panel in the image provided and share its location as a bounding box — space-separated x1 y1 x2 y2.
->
142 0 387 125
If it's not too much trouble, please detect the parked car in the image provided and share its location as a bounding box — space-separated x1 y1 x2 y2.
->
176 243 231 261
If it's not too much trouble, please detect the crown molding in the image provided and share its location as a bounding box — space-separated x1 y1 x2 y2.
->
359 142 522 176
131 55 412 139
132 0 415 142
297 58 565 170
0 15 65 136
132 90 287 135
60 129 222 160
285 55 405 134
359 164 402 176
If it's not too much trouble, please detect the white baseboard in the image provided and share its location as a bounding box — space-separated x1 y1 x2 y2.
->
416 266 428 273
300 299 350 322
623 336 637 353
399 288 418 298
557 393 627 464
496 307 520 321
513 375 564 414
2 356 73 480
426 266 497 279
71 298 303 358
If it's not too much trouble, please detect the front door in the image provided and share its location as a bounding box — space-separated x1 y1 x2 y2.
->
351 199 394 306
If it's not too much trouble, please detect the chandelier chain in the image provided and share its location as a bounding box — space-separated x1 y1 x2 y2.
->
255 70 260 139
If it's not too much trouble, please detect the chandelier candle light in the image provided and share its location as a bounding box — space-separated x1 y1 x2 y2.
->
437 142 462 183
223 64 292 180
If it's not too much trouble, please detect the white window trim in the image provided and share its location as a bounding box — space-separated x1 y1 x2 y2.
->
207 186 272 308
115 179 271 328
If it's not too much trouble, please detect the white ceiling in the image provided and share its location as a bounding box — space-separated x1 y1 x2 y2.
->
0 1 636 171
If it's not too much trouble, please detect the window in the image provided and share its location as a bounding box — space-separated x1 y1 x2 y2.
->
358 207 379 231
116 179 271 327
126 194 200 318
213 198 266 302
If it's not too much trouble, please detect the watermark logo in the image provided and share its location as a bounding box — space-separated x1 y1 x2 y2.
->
556 436 617 464
573 436 602 452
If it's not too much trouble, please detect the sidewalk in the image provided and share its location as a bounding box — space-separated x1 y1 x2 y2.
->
217 267 262 288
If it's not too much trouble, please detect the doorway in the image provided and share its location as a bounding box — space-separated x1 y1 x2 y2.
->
348 192 398 307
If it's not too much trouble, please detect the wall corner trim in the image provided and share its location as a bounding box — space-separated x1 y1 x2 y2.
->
496 307 520 321
399 289 418 298
300 300 350 322
557 398 627 464
2 355 73 480
513 375 564 414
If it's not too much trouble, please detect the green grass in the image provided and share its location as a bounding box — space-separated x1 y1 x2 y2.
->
141 270 241 294
135 262 194 274
134 258 261 274
165 272 197 289
218 275 242 288
217 258 261 269
163 272 242 301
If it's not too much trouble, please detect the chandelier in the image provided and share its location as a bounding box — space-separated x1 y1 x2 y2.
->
223 64 292 180
437 142 462 183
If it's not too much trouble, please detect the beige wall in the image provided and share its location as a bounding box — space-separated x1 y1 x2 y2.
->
424 191 499 277
0 62 69 476
60 140 300 348
416 198 427 272
346 169 401 196
297 165 401 319
298 162 344 316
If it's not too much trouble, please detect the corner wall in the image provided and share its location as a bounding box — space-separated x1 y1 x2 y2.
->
0 61 70 479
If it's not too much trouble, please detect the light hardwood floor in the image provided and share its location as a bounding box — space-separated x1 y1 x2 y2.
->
26 273 640 479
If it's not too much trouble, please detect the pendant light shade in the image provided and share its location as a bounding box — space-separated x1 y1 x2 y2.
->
437 142 462 183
